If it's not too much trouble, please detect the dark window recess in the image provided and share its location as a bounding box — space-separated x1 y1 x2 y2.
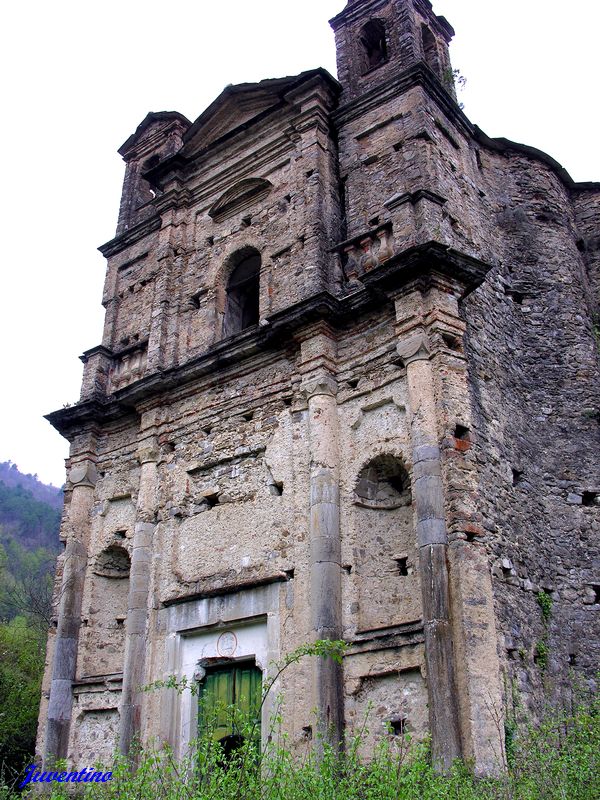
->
582 491 597 507
421 25 439 74
389 718 407 736
223 250 261 336
360 19 387 70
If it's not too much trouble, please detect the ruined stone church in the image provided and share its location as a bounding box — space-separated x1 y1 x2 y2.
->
38 0 599 775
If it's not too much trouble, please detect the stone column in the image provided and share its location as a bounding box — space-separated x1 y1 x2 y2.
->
303 371 344 749
44 459 97 765
119 428 159 759
397 329 462 771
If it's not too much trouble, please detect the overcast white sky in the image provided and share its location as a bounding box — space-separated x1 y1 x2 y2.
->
0 1 598 488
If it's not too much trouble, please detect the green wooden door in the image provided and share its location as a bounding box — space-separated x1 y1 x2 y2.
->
199 664 262 743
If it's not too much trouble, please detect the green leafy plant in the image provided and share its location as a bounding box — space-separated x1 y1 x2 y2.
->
537 590 553 623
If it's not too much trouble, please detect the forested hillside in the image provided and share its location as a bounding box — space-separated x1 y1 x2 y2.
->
0 462 63 776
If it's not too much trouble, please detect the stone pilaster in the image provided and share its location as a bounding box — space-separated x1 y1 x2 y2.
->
119 415 159 758
395 283 504 774
300 328 344 749
397 326 462 771
44 458 98 765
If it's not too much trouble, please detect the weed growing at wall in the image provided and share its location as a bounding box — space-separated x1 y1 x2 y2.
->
4 691 598 800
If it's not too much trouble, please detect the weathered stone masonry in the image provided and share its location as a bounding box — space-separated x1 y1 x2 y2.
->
38 0 599 776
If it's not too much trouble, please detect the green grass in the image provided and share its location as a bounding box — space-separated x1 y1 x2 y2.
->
3 687 598 800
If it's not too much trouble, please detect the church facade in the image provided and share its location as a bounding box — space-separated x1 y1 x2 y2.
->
38 0 600 775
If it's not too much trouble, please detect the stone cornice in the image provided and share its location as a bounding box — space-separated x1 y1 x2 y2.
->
46 242 493 437
473 126 600 193
333 63 473 138
98 215 162 259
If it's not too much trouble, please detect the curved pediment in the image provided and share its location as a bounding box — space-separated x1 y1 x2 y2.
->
208 178 273 221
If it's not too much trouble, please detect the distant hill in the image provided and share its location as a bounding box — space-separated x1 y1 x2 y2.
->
0 461 63 510
0 462 62 551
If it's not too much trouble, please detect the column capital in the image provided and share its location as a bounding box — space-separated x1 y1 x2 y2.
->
137 446 159 465
68 460 98 488
302 375 338 400
396 331 431 366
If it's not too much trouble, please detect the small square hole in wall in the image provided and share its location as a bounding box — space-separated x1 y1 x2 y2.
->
454 424 470 441
302 725 313 740
206 236 214 246
568 653 577 666
591 585 600 605
347 378 360 389
343 564 353 575
116 617 126 627
505 288 524 305
512 468 524 486
113 530 127 539
243 411 254 422
202 426 212 436
442 333 461 351
389 718 407 736
203 492 220 509
395 557 409 577
282 396 293 407
369 215 380 226
241 215 252 228
582 491 598 507
269 481 284 497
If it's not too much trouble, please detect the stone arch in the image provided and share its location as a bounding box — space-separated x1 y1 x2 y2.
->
82 544 131 676
208 178 272 222
93 544 131 577
354 453 411 509
360 19 388 71
348 451 420 632
221 246 261 338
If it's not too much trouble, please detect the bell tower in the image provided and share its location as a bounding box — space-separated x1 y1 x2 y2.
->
330 0 455 102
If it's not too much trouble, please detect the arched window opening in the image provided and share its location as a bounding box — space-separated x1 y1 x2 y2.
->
360 20 388 71
223 249 261 337
421 24 440 75
354 454 411 510
93 545 131 578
